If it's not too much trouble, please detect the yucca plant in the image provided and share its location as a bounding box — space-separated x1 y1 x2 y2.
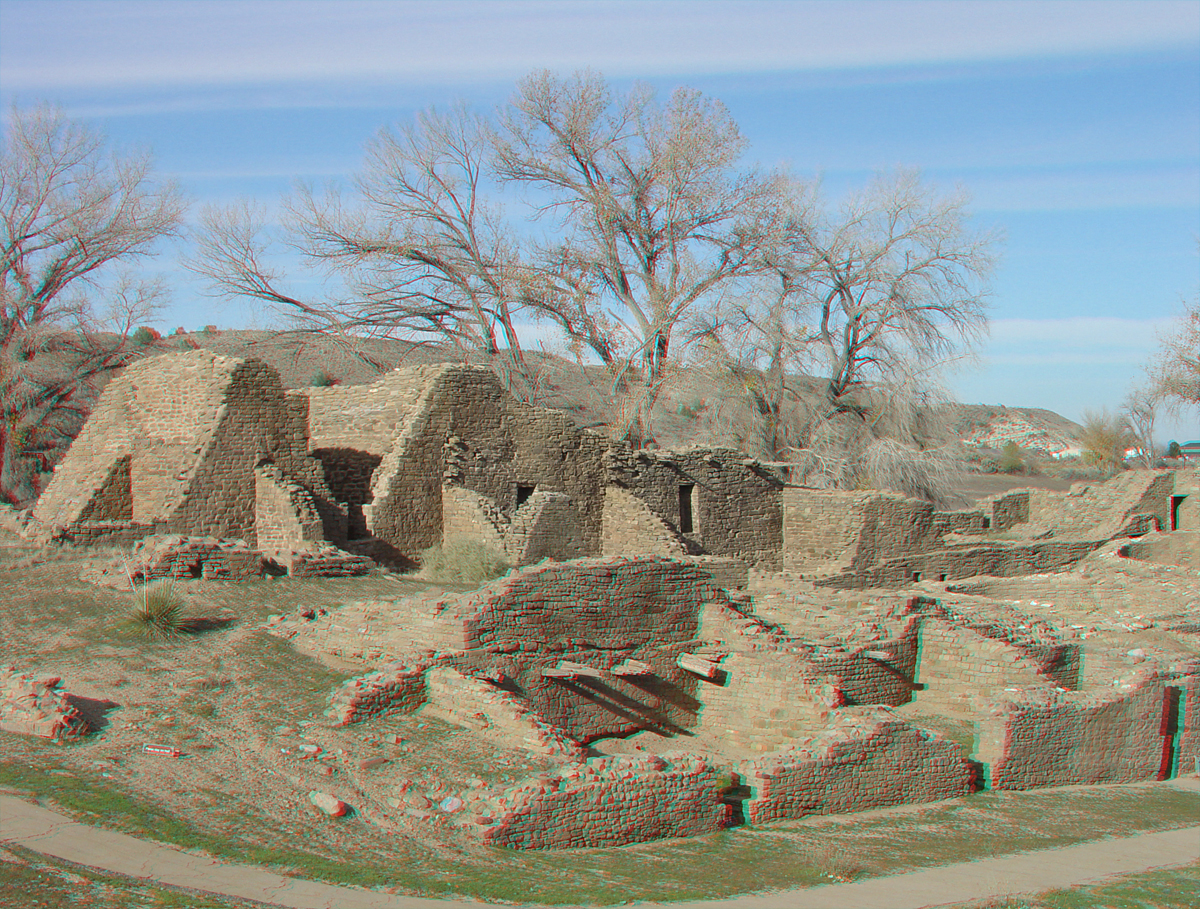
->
127 578 188 639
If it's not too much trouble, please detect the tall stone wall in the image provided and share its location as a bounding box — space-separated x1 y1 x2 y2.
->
35 351 344 546
607 447 784 569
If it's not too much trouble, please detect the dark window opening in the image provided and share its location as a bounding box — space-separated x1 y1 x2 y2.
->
938 573 948 582
982 516 991 530
1172 496 1185 531
911 572 922 582
679 484 695 534
516 485 536 508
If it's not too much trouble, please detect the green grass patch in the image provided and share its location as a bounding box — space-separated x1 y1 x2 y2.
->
419 535 510 585
947 861 1200 909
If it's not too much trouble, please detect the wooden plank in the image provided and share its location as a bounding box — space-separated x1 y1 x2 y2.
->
611 659 652 677
677 652 722 680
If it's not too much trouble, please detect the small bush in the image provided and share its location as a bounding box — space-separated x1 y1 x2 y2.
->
202 324 218 333
1078 409 1134 472
310 370 337 387
998 441 1024 473
1167 440 1182 458
131 326 161 346
126 579 188 639
419 536 510 585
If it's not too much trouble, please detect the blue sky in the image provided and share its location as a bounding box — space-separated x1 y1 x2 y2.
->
2 0 1198 440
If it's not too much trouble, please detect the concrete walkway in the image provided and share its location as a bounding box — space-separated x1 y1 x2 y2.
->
1 792 1197 909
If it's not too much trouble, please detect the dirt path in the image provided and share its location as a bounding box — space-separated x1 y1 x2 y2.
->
3 785 1198 909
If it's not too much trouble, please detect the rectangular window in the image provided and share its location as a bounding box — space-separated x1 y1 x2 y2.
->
1172 496 1185 531
679 484 695 534
516 484 536 508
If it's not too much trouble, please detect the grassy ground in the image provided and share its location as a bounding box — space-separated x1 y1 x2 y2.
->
0 845 256 909
4 757 1197 905
947 862 1200 909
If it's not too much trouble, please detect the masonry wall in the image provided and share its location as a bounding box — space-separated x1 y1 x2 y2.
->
473 753 727 849
818 539 1104 589
406 558 720 743
34 351 345 547
910 619 1053 720
255 463 324 553
782 489 937 577
607 447 784 569
979 673 1174 789
742 714 973 825
1026 470 1174 539
601 486 689 558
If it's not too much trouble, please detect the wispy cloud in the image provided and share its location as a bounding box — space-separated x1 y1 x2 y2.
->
3 1 1197 90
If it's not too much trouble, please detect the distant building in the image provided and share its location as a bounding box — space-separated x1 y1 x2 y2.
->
1181 441 1200 460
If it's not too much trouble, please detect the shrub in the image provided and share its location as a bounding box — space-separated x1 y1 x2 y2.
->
126 579 188 639
131 326 161 346
419 536 510 585
998 441 1024 473
1167 440 1182 458
862 438 963 507
1077 409 1134 471
310 370 337 387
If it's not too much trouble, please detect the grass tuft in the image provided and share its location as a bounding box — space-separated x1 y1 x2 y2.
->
419 535 511 585
126 579 188 639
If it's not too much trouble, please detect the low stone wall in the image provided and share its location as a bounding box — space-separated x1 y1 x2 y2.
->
1172 672 1200 775
0 666 89 740
420 667 586 760
979 672 1174 789
276 544 374 578
742 714 973 825
468 753 728 849
127 535 263 581
325 661 428 725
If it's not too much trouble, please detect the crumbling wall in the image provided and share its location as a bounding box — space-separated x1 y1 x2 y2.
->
979 673 1174 789
126 535 263 581
420 667 586 760
910 619 1054 720
607 447 784 569
782 489 936 577
1026 471 1174 539
255 463 324 553
818 539 1104 589
440 486 508 551
325 660 429 725
472 753 727 849
34 351 345 547
0 666 89 740
602 486 689 558
988 490 1030 532
742 714 973 825
419 558 721 742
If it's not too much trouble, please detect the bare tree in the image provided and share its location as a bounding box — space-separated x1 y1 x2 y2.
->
1077 408 1134 472
493 71 783 442
1149 299 1200 417
792 169 995 415
1122 384 1159 468
190 107 537 397
1 105 184 505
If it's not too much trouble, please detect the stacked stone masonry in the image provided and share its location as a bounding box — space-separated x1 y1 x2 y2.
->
0 666 88 740
742 714 973 825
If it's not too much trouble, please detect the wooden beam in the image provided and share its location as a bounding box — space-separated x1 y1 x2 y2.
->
611 659 652 677
677 652 723 680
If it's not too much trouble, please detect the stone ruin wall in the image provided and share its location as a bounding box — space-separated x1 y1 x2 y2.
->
782 488 942 577
1026 470 1174 538
742 714 973 825
34 351 345 547
601 486 689 558
606 447 784 569
978 672 1179 789
470 753 728 849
